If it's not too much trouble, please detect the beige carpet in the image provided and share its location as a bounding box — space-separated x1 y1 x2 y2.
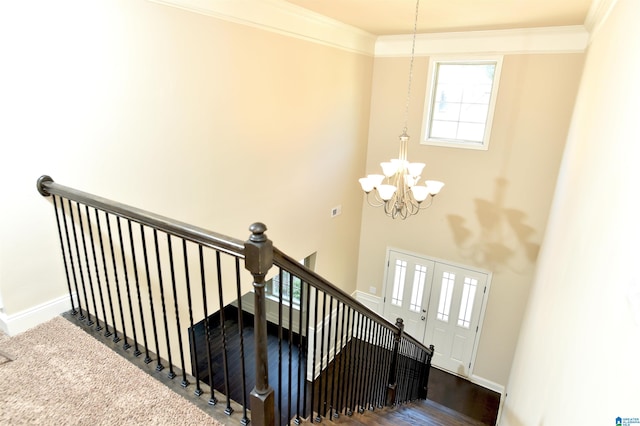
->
0 316 224 425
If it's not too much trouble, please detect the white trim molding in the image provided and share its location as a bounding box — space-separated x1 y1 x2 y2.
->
353 290 383 315
0 293 75 336
148 0 377 55
584 0 618 44
376 25 589 57
470 373 505 395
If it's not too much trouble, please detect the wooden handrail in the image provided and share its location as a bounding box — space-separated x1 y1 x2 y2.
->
37 176 245 257
273 248 433 354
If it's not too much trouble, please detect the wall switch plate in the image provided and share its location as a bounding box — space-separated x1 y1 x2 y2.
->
331 205 342 217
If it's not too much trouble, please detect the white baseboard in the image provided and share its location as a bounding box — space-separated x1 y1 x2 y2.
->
469 373 505 395
0 294 75 336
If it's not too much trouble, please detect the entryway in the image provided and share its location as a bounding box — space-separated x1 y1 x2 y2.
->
381 249 490 378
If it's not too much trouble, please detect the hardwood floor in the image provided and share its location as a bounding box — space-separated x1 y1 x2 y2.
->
190 305 500 425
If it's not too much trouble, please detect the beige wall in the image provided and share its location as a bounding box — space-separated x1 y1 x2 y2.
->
502 0 640 424
0 0 371 317
356 53 584 386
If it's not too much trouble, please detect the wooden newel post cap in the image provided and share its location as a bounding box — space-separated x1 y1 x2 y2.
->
244 222 273 277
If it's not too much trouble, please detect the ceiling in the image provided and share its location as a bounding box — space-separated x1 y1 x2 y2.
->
283 0 594 36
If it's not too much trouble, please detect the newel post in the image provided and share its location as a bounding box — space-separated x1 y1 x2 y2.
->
386 317 404 407
244 223 275 426
420 344 435 399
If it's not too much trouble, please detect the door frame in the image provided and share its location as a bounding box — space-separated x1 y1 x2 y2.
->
381 247 493 378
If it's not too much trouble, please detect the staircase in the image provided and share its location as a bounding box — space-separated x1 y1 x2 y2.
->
35 175 457 426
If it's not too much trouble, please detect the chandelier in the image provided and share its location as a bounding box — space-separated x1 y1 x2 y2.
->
358 0 444 220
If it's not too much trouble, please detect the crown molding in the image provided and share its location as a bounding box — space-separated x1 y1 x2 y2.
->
584 0 618 44
375 25 590 57
148 0 377 56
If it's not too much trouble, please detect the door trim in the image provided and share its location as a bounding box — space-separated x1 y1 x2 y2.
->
381 247 493 379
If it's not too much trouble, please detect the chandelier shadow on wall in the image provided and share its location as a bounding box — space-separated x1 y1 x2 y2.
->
358 0 444 220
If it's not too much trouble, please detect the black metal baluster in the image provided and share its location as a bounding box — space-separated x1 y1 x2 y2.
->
167 235 188 387
62 200 85 320
66 199 88 320
294 278 306 425
277 269 283 424
86 206 107 332
300 281 312 422
105 214 127 347
371 323 382 408
233 257 249 425
356 315 369 413
407 343 415 402
183 240 203 397
69 202 93 325
323 295 334 419
377 325 388 408
416 348 426 399
116 217 134 350
309 287 318 422
287 274 294 425
51 196 77 315
315 291 327 422
405 343 413 402
376 328 386 406
330 301 343 418
94 210 116 339
214 251 233 415
153 229 172 376
336 302 348 416
363 317 374 410
76 202 98 326
399 340 409 403
384 328 394 404
341 307 354 416
127 220 145 357
140 224 159 365
350 311 362 414
199 246 217 406
370 323 380 408
383 329 394 405
412 348 420 400
327 298 337 418
410 346 417 400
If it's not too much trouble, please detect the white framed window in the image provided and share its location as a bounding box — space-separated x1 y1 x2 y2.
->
266 252 316 307
421 56 503 150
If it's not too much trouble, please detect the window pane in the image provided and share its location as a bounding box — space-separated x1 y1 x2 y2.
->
457 122 485 142
391 259 407 306
457 277 478 328
461 83 493 104
409 264 428 312
432 101 461 122
459 103 489 124
435 84 463 103
436 272 455 322
430 120 458 140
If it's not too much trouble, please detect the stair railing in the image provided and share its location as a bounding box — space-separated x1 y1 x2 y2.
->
37 175 434 426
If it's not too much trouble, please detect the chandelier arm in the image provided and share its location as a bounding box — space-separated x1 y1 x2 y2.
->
365 192 385 208
417 196 435 210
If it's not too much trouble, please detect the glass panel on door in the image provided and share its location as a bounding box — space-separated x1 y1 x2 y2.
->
409 264 428 312
436 272 455 322
457 277 478 328
391 259 407 306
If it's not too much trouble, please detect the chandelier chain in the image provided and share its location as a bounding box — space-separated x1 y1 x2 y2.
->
358 0 443 219
403 0 420 133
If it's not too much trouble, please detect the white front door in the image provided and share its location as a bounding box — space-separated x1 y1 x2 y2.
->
424 263 487 377
382 250 489 378
382 250 435 341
